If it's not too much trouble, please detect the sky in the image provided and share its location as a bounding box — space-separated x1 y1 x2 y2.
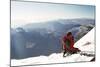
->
11 1 95 28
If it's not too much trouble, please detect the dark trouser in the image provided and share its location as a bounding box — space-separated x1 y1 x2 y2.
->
63 48 80 57
63 49 67 57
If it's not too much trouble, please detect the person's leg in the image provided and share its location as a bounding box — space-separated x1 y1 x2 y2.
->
63 50 66 57
74 48 80 52
70 48 80 54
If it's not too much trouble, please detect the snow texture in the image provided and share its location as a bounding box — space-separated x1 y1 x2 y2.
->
11 28 95 67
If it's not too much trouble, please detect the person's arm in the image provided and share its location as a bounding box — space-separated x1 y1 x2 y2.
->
60 37 65 52
61 39 65 50
70 36 74 48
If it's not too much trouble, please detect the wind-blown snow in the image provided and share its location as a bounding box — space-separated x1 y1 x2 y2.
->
11 28 95 67
74 27 95 52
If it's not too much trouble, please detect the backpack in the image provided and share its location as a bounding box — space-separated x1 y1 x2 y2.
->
65 39 71 48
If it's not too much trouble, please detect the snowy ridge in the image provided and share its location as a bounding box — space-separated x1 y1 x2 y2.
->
11 28 95 67
74 27 95 52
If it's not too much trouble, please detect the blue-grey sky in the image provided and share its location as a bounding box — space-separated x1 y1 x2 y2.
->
11 1 95 28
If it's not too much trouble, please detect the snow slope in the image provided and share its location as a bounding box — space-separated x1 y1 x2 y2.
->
11 28 95 67
74 27 95 52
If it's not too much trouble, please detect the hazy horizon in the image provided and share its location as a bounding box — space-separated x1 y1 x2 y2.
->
11 1 95 28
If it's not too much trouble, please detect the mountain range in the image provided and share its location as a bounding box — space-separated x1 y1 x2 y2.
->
11 18 95 59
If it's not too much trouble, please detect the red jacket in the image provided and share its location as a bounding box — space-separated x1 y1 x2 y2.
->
62 35 74 50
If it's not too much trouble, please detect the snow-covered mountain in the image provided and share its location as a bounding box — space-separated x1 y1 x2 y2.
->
11 19 95 59
11 28 95 67
74 27 95 52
